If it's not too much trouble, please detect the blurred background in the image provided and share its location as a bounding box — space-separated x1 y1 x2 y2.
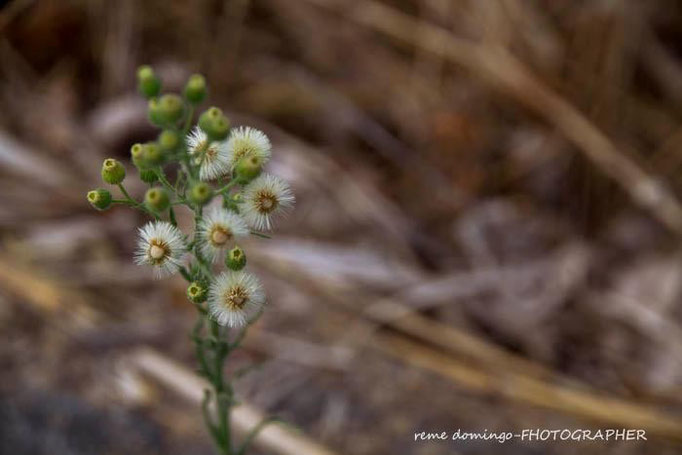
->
2 0 682 454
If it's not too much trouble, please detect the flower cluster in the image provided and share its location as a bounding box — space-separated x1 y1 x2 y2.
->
87 66 294 455
88 66 294 329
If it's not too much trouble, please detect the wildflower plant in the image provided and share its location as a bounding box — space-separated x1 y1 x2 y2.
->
88 66 294 455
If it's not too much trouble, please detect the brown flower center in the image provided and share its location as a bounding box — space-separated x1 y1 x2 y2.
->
222 286 248 310
255 191 278 214
206 146 217 159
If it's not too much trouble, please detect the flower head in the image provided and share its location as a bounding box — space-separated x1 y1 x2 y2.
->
134 221 187 277
198 208 249 263
240 173 295 231
208 271 266 327
186 127 230 181
226 127 271 171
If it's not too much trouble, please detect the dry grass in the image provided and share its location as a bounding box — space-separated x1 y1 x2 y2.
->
2 1 682 454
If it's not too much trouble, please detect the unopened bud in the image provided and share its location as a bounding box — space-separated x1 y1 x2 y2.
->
198 107 230 141
187 281 207 303
148 94 184 126
189 182 213 206
225 246 246 271
130 143 145 167
234 155 263 183
184 74 207 104
135 142 164 168
144 187 170 212
137 65 161 99
87 188 112 210
101 158 126 184
158 129 180 152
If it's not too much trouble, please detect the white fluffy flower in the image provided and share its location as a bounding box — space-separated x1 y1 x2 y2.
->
226 126 271 170
186 127 230 181
208 271 266 327
134 221 186 277
198 208 249 263
240 173 295 231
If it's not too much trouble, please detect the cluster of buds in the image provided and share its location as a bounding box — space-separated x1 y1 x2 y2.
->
88 66 295 328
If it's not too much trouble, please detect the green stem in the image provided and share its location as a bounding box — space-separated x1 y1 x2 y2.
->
111 199 137 205
193 313 235 455
116 183 158 219
218 180 238 195
183 105 195 134
249 230 271 239
155 168 174 190
117 183 135 201
179 265 192 282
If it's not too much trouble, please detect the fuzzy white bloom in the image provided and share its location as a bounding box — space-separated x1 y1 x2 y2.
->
208 271 266 327
226 126 271 170
134 221 187 278
198 208 249 263
186 127 230 181
240 173 295 231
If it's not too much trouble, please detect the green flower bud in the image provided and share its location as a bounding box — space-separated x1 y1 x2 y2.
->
158 129 180 152
148 94 184 126
187 281 207 304
198 107 230 141
147 98 163 126
87 188 112 211
144 187 170 212
101 158 126 184
135 142 164 168
130 143 145 167
184 74 207 104
234 155 263 184
137 65 161 98
139 169 158 184
189 182 213 206
225 246 246 271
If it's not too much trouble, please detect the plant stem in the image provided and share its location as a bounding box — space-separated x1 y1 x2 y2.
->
190 312 234 454
249 230 271 239
218 180 238 195
183 105 195 134
155 168 191 206
116 183 158 219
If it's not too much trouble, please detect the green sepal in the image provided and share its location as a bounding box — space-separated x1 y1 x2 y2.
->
139 168 158 184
